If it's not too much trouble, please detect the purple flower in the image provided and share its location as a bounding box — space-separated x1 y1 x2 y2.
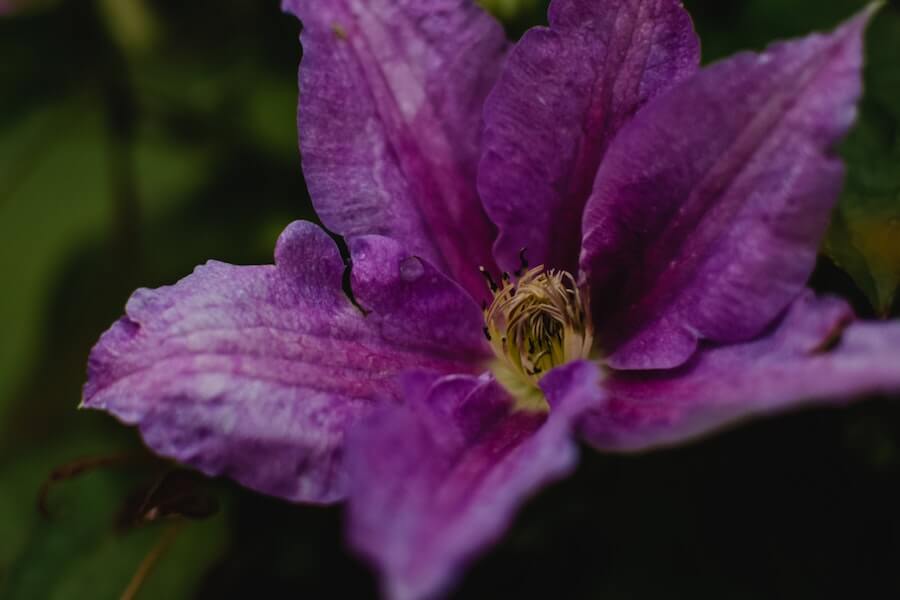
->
83 1 900 598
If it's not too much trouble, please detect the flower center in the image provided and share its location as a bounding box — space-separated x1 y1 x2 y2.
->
482 264 593 392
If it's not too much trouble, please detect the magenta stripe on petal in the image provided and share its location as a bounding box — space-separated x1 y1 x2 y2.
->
582 291 900 451
347 362 602 600
83 221 489 504
580 9 872 370
285 0 508 301
479 0 699 274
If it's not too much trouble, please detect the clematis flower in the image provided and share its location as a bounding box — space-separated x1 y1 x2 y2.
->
82 1 900 598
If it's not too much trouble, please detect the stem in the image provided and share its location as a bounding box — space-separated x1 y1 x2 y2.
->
120 521 184 600
37 452 152 518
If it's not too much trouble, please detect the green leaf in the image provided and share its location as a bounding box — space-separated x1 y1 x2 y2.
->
0 98 113 427
0 93 214 427
825 5 900 316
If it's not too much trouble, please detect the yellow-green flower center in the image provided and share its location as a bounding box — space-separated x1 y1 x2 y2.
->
483 265 593 400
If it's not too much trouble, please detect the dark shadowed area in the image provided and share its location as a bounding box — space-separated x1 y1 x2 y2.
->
1 0 899 598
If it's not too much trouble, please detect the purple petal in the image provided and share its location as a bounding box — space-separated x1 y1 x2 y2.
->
581 291 900 452
346 362 602 600
479 0 699 273
82 221 489 504
284 0 508 301
580 10 873 370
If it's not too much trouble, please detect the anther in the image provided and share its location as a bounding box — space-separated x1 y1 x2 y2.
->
482 264 593 388
479 266 498 292
514 248 529 277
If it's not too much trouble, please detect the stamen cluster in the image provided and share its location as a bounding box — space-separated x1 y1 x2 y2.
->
483 265 593 388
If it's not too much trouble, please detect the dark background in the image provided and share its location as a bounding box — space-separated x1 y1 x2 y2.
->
1 0 899 598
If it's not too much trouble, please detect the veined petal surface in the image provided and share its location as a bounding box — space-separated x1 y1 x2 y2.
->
582 292 900 451
286 0 508 300
83 221 489 504
480 0 699 273
580 10 872 369
347 362 602 600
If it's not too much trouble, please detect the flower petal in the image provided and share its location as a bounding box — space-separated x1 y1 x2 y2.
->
285 0 508 300
346 362 602 600
580 9 872 370
82 221 489 504
479 0 699 273
581 291 900 452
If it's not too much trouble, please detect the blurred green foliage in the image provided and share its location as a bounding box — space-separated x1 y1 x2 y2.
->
826 4 900 316
1 1 303 597
479 0 541 21
3 460 226 600
0 1 898 598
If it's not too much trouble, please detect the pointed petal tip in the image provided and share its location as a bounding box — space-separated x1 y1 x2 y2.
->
837 2 879 37
863 1 884 19
580 4 875 371
583 294 900 453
